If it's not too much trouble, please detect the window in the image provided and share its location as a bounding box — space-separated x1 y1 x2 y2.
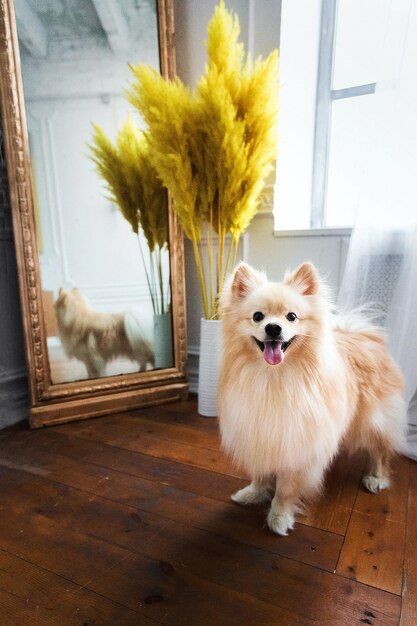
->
274 0 391 231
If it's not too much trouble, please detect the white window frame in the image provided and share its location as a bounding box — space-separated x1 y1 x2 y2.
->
274 0 374 234
311 0 375 228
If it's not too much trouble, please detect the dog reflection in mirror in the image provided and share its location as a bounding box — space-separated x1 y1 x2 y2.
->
55 287 154 378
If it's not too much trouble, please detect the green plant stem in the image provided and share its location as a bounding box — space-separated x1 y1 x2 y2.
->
149 248 159 315
165 279 171 312
164 245 171 312
137 234 156 314
157 245 165 315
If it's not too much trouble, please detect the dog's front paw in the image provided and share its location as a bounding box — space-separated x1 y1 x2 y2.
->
362 474 390 493
266 510 295 536
231 484 272 506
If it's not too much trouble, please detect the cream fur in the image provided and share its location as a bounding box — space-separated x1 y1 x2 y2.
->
218 262 407 536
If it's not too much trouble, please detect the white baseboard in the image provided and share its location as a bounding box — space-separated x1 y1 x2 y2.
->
187 346 199 394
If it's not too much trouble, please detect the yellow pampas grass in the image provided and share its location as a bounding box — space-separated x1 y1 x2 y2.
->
87 117 169 314
88 121 139 234
88 116 168 249
128 0 278 319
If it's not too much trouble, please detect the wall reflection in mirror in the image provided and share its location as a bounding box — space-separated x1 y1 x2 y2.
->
15 0 173 384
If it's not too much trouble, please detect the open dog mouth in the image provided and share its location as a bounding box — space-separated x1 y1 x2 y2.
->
253 336 296 365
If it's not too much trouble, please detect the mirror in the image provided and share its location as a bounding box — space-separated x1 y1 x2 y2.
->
18 0 172 383
0 0 188 427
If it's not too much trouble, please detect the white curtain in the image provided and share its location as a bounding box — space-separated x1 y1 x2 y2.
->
338 0 417 460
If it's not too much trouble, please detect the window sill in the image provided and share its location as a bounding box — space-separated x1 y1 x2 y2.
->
273 227 352 238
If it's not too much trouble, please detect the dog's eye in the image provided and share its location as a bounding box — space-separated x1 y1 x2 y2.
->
253 311 265 322
286 312 297 322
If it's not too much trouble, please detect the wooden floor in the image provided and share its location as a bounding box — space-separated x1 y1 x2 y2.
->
0 397 415 625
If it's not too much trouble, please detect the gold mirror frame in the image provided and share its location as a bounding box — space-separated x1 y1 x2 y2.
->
0 0 188 428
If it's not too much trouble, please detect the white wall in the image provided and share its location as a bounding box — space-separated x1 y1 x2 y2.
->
22 38 161 315
26 95 153 312
275 0 321 229
173 0 349 391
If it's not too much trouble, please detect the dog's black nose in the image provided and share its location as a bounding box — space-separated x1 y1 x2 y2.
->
265 323 282 339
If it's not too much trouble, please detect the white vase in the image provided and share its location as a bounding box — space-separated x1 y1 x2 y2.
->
154 312 173 369
198 318 221 416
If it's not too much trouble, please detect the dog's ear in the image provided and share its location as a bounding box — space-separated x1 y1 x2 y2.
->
231 262 265 299
285 262 320 296
56 287 68 306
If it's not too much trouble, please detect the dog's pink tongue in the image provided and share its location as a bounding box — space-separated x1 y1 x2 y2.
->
263 342 284 365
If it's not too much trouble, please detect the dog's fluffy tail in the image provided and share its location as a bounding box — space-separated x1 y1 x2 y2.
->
332 306 385 335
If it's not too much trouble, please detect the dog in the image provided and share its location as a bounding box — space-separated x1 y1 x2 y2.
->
55 287 154 378
218 261 407 536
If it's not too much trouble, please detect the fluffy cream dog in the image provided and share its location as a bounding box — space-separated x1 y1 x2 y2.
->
218 262 407 536
55 287 154 378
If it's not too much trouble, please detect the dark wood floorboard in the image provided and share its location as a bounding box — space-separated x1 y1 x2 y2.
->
0 397 414 625
400 459 417 625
